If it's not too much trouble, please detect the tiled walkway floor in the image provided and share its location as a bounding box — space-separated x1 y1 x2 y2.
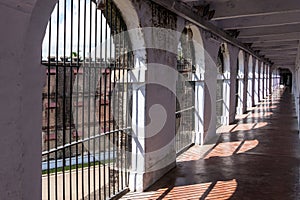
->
121 88 300 200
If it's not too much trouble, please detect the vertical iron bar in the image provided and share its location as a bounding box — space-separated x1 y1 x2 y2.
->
98 9 103 200
106 0 111 197
87 1 93 199
112 7 122 194
55 2 60 199
75 1 81 199
103 1 108 197
82 0 87 199
93 5 98 200
122 23 129 187
46 17 52 200
62 1 67 199
109 0 116 195
69 0 74 199
117 15 122 191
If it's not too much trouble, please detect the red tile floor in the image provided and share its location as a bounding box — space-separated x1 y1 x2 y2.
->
121 88 300 199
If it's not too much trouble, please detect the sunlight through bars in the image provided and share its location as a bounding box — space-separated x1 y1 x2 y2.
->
41 0 133 199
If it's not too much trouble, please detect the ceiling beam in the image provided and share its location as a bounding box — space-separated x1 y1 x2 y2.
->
273 63 295 67
252 41 299 48
267 55 297 59
239 33 300 43
253 46 298 51
218 12 300 30
260 47 298 53
238 25 300 38
270 57 295 62
261 53 297 58
295 42 300 69
150 0 270 64
200 0 300 20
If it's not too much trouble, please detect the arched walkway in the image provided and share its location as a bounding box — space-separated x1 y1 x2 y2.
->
121 88 300 200
39 0 144 199
236 50 245 115
216 43 231 128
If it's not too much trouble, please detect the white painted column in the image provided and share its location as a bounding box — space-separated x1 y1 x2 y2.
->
236 54 245 115
271 69 275 92
242 54 249 114
194 81 205 145
202 36 221 143
259 63 264 101
227 46 239 124
129 59 177 192
129 81 147 191
237 75 244 115
223 73 231 125
264 65 268 97
0 1 56 199
254 60 259 105
247 57 254 109
294 68 300 131
266 65 270 95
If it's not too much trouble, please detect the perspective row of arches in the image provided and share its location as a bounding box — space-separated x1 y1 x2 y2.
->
6 0 281 199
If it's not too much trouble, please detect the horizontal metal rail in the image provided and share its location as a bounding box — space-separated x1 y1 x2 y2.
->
42 127 131 156
175 106 195 114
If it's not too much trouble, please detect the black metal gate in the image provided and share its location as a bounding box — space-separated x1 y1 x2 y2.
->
175 27 195 154
41 0 133 199
216 47 225 129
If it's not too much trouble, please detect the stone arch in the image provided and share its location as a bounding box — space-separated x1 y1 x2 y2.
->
236 50 245 115
221 43 231 75
254 59 260 105
216 43 231 127
247 55 254 109
179 24 206 145
113 0 146 61
21 0 143 199
188 25 205 79
238 50 245 76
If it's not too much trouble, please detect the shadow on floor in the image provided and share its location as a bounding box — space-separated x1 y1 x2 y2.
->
121 89 300 200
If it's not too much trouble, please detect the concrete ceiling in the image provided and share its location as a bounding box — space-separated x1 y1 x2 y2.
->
181 0 300 69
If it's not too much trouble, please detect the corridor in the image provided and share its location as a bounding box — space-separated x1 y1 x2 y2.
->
121 88 300 199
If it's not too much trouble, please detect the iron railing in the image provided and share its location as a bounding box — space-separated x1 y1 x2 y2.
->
41 0 133 199
176 28 196 154
216 80 224 129
175 77 195 154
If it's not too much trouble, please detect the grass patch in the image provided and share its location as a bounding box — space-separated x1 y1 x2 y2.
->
42 160 113 175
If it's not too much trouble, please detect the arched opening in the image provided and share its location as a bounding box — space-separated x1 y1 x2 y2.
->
259 63 265 100
236 50 245 115
247 55 254 109
41 0 135 199
271 67 280 92
176 27 196 153
264 65 268 97
176 25 205 150
279 68 293 92
254 59 260 105
216 43 230 129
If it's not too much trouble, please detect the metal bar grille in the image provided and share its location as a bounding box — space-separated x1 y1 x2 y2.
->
41 0 133 199
216 80 224 129
216 47 225 129
175 80 195 154
176 28 195 154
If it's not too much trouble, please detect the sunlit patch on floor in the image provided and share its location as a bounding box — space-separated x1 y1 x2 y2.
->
205 139 259 159
205 141 242 159
121 180 237 200
250 112 273 118
237 140 259 154
205 179 237 200
253 122 268 129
